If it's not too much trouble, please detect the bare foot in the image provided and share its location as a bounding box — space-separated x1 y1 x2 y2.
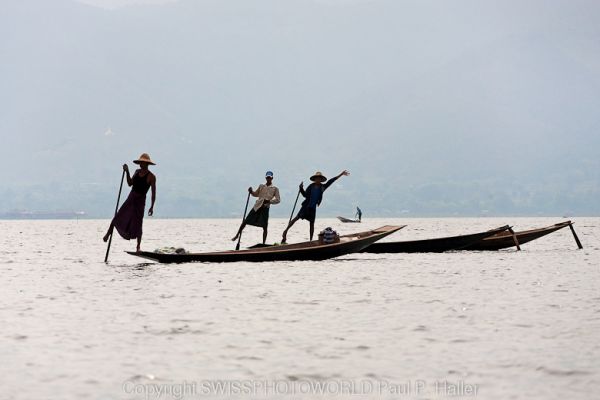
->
231 234 239 241
136 247 141 253
281 233 287 244
103 233 110 242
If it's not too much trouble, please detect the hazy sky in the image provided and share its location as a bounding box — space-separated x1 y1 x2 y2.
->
1 0 599 217
77 0 177 9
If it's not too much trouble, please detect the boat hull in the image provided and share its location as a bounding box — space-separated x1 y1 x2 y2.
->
463 221 572 251
361 225 510 253
127 225 404 263
337 216 361 223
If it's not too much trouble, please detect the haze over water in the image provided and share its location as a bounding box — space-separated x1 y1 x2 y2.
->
2 0 600 217
1 217 598 399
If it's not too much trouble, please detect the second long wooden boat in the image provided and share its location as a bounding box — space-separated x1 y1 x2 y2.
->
127 225 405 263
337 216 361 223
361 225 510 253
462 221 577 251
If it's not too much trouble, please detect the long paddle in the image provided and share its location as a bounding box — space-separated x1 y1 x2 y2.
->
280 186 302 244
568 221 583 249
507 227 521 251
235 192 251 251
104 169 126 263
287 187 301 226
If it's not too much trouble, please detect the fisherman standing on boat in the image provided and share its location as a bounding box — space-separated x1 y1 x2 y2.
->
356 206 362 222
103 153 156 252
232 171 281 244
281 170 350 243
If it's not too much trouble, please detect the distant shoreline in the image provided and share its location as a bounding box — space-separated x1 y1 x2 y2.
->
0 211 87 220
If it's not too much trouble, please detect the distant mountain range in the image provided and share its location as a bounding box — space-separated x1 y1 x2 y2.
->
1 0 599 217
0 210 86 219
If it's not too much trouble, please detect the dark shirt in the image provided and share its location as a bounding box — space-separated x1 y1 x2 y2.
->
132 170 151 195
300 176 339 208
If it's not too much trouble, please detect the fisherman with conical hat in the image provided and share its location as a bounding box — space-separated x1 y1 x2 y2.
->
103 153 157 252
281 170 349 243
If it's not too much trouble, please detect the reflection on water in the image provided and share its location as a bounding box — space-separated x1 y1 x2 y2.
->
0 217 598 399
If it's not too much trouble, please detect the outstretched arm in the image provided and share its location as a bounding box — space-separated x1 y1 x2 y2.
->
335 170 350 180
324 170 350 190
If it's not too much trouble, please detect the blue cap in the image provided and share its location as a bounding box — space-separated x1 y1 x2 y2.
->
265 171 274 178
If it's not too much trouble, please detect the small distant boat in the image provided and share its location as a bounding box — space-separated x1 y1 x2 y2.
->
463 221 581 251
127 225 405 263
337 216 361 223
361 225 510 253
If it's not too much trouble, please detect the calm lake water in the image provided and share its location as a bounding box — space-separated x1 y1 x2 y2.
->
1 217 598 399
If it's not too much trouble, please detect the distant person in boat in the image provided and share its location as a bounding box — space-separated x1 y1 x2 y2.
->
356 206 362 222
103 153 157 252
281 170 350 243
232 171 281 244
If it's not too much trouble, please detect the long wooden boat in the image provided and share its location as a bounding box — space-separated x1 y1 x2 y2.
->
463 221 579 251
127 225 405 263
361 225 510 253
337 216 361 223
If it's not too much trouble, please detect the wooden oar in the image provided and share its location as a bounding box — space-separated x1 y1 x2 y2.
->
568 221 583 249
104 169 126 263
235 192 251 251
507 227 521 251
288 187 301 226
